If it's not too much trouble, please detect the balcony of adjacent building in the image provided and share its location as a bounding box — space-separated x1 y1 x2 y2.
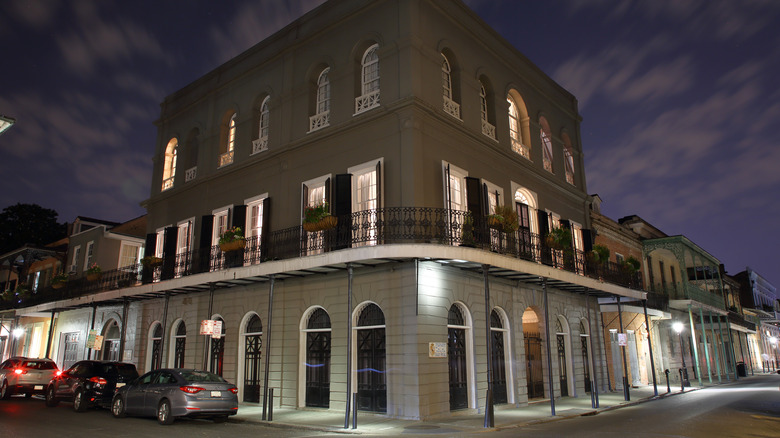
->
3 207 647 312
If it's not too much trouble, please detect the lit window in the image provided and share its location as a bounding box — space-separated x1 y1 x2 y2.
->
253 97 270 154
355 44 380 114
480 83 495 139
441 53 460 119
508 97 528 159
219 112 237 167
310 68 331 132
162 138 178 190
540 118 553 173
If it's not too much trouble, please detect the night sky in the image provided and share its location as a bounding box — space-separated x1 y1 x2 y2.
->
1 1 778 286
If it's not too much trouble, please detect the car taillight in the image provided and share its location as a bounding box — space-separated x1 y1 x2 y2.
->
13 369 27 375
228 387 238 394
180 386 205 394
55 370 63 377
89 376 107 385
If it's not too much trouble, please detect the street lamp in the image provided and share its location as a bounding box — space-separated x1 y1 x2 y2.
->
12 327 24 338
672 322 689 388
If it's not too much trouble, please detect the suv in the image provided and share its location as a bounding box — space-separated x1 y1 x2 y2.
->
0 357 60 399
46 360 139 411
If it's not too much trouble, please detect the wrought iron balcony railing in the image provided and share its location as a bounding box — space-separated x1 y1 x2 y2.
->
1 207 645 310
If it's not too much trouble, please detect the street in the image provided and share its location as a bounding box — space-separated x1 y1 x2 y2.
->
1 375 779 437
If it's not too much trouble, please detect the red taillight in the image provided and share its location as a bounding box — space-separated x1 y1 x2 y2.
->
55 370 63 377
14 369 26 375
88 376 107 385
228 387 238 394
180 386 205 394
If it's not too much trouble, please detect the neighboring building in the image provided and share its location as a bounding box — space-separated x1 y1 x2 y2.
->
733 268 779 371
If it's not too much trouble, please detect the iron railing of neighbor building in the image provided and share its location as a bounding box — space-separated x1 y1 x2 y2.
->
1 207 644 310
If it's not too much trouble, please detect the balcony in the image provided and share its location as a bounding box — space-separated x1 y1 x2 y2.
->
218 150 234 167
308 111 330 132
1 208 645 311
252 138 268 155
481 119 496 140
443 96 461 120
354 90 380 115
185 166 197 182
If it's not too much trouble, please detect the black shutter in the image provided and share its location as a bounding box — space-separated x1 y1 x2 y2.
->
324 178 331 211
261 198 271 260
582 228 594 252
465 177 485 245
334 174 352 250
538 210 551 265
197 215 214 274
559 219 570 230
232 205 247 230
302 183 309 222
375 160 382 208
142 233 156 284
162 226 178 280
444 164 451 211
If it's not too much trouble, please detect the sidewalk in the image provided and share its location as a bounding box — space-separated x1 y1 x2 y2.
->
231 380 715 435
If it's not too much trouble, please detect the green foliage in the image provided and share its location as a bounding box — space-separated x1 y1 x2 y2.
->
304 202 330 223
218 226 244 244
0 203 66 254
86 263 102 275
591 244 610 264
545 227 572 250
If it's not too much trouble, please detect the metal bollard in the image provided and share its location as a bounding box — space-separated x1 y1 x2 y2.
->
352 393 358 429
664 369 670 393
268 388 273 421
678 369 684 392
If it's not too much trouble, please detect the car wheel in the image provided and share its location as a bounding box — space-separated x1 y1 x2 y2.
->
111 396 126 418
212 415 229 424
157 399 174 425
73 389 88 412
45 385 59 407
0 381 9 400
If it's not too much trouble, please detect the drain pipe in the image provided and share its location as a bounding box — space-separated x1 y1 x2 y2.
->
344 264 353 429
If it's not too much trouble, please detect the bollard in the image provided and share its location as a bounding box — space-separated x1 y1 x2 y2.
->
352 393 358 429
664 369 670 393
484 389 494 428
268 388 274 421
678 369 684 392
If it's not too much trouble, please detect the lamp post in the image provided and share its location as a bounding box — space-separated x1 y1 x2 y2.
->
673 322 689 388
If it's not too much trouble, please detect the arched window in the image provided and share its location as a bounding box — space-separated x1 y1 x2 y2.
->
253 96 270 154
310 68 331 132
219 112 237 167
555 317 571 397
507 97 529 159
356 44 380 114
162 138 177 190
303 307 331 408
562 133 575 185
447 303 472 410
540 117 553 173
355 303 386 413
149 322 163 370
441 53 460 119
490 309 511 404
102 320 120 361
172 320 186 368
242 314 263 403
480 82 495 139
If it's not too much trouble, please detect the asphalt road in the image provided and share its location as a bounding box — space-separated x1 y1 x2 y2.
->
1 375 779 438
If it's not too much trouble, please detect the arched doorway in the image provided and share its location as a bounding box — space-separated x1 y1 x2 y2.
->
209 316 226 376
355 303 386 413
102 320 120 361
448 303 471 410
149 322 163 370
556 317 570 397
580 320 591 393
304 308 331 408
523 307 544 399
490 309 509 404
243 314 263 403
171 320 186 368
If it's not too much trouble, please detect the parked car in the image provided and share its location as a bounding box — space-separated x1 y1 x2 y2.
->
111 369 238 425
0 357 60 399
45 360 139 411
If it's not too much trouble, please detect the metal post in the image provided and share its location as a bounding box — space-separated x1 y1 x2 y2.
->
744 332 754 375
203 283 215 371
687 306 702 386
352 392 357 429
267 388 273 421
542 277 555 417
679 368 684 392
678 330 689 387
708 313 721 383
159 292 170 369
118 298 129 361
87 304 97 360
585 291 598 409
642 300 658 396
483 264 494 428
344 264 353 429
720 316 737 380
262 276 275 421
599 309 612 392
44 309 56 359
616 296 629 401
698 308 712 383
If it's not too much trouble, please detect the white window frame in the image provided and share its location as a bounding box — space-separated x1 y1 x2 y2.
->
507 97 529 159
309 68 331 132
482 179 503 214
83 241 94 272
253 97 270 154
162 138 178 191
441 53 461 119
480 84 495 139
349 159 383 247
355 44 380 114
541 129 553 173
118 242 141 268
511 183 538 237
570 221 584 252
70 245 81 273
220 113 237 167
212 207 232 247
155 228 165 259
443 161 468 212
564 145 575 185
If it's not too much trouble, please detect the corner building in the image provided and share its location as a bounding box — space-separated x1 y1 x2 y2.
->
139 0 646 420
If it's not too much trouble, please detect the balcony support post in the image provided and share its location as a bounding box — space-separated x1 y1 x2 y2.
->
585 289 599 408
698 307 713 383
262 276 275 421
87 304 97 360
687 305 703 386
203 283 215 370
616 296 629 401
344 264 354 429
642 299 658 396
708 312 722 383
158 292 169 370
45 309 56 359
118 297 129 361
482 264 494 428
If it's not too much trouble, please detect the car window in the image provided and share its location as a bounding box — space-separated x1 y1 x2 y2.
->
138 372 158 385
155 372 177 385
70 363 90 377
1 360 14 369
25 360 57 370
179 370 226 383
115 364 139 379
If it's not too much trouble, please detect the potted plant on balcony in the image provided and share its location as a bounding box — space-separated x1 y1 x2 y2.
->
141 255 163 267
86 263 102 281
219 226 246 252
52 272 69 289
460 213 476 247
303 202 337 232
486 205 519 233
587 244 610 264
14 285 31 301
620 255 641 274
544 227 571 250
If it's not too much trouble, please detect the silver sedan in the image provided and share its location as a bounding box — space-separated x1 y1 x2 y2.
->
111 368 238 425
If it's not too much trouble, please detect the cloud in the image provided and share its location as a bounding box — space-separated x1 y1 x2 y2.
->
6 0 61 29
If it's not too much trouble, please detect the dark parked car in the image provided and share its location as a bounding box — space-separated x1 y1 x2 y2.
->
111 369 238 425
0 357 60 399
46 360 139 411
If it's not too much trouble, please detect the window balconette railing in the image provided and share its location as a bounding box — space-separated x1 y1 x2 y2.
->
3 207 644 310
355 90 380 115
309 111 330 132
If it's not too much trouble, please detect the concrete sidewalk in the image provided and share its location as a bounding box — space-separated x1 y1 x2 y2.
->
231 379 720 435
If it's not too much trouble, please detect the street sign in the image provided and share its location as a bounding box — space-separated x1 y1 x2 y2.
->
618 333 627 347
